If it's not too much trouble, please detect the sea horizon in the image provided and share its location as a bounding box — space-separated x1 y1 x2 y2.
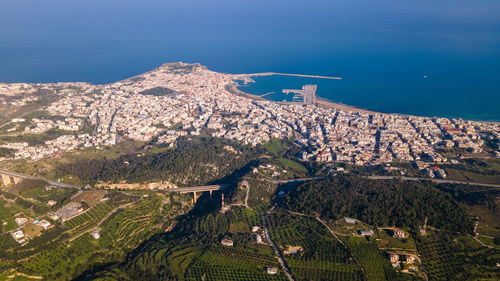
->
1 0 499 121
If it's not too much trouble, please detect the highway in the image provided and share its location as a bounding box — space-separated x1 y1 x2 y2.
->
0 168 228 193
272 175 500 189
0 169 80 189
272 177 325 184
365 175 500 188
159 185 226 193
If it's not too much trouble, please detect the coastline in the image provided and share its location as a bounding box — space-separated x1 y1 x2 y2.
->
227 84 265 101
229 83 380 115
315 96 379 115
231 81 500 123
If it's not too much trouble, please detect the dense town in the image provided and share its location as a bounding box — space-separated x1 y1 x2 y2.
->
1 63 499 180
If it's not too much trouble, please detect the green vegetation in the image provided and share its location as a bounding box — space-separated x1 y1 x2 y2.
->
0 187 192 280
1 133 498 280
55 137 260 186
80 207 288 280
377 229 417 252
435 182 500 242
244 178 276 212
284 176 473 233
277 158 307 173
416 231 500 280
263 138 286 156
0 148 16 158
8 179 76 209
267 210 364 281
0 129 72 146
344 236 415 281
138 87 178 97
0 190 50 218
445 158 500 184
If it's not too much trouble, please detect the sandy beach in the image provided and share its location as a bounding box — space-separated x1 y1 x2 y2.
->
315 97 379 115
228 83 379 115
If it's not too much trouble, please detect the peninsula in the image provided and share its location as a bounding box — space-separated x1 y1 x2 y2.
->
0 62 498 172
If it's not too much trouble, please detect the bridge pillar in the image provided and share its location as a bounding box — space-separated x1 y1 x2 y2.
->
13 177 22 185
193 191 198 204
1 174 12 186
210 190 212 199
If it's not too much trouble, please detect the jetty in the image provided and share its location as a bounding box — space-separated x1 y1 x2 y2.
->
283 85 317 105
233 72 342 81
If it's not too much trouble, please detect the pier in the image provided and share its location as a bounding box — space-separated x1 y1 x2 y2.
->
234 72 342 80
282 85 317 105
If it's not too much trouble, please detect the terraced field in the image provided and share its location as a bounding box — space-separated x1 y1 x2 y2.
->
344 236 403 281
417 231 500 281
98 197 162 252
0 192 189 280
267 210 364 281
64 202 114 233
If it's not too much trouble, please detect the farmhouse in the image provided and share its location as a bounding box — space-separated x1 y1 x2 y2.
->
393 229 407 240
254 234 263 243
11 230 26 244
405 254 417 264
344 217 356 224
359 229 374 236
15 217 28 226
221 239 233 246
390 253 399 263
36 219 53 230
267 267 278 275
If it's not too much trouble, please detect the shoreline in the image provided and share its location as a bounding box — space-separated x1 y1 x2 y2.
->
234 72 342 80
231 82 500 123
229 83 380 115
315 96 379 115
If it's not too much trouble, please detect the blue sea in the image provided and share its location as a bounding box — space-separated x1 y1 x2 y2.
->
1 0 499 121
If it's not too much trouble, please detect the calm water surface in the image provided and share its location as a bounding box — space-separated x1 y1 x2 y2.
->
1 0 499 120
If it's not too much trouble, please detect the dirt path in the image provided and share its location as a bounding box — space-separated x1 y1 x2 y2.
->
7 272 43 280
67 201 135 242
263 205 295 281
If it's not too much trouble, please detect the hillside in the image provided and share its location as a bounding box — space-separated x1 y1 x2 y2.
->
283 176 473 234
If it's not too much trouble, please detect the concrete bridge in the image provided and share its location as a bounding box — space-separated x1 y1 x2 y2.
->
0 168 227 203
160 185 228 203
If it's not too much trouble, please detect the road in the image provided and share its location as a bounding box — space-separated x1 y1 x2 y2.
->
263 206 295 281
283 208 366 276
67 201 137 242
158 185 226 193
244 183 250 208
270 174 500 189
365 175 500 188
0 168 229 194
0 169 81 189
468 234 494 249
272 177 325 184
